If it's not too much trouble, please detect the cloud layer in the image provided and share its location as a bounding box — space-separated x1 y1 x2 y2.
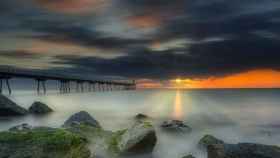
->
1 0 280 80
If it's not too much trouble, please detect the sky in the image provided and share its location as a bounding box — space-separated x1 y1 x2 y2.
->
1 0 280 88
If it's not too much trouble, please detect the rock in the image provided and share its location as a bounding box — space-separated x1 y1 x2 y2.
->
208 143 280 158
182 154 196 158
63 111 101 128
28 101 53 114
118 122 157 155
161 120 192 133
207 144 226 158
0 127 91 158
135 113 149 121
9 123 32 132
198 135 224 149
0 94 28 116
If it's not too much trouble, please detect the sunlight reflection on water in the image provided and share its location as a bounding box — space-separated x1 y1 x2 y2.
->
173 90 183 120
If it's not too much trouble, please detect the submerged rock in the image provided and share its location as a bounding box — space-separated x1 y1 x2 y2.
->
135 113 149 121
208 143 280 158
198 135 224 149
118 122 157 155
63 111 101 128
0 126 91 158
0 94 28 116
161 120 192 133
9 123 32 132
182 155 196 158
28 101 53 114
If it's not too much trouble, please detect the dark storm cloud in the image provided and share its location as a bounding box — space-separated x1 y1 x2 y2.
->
54 33 280 80
29 22 150 50
1 0 280 80
0 50 39 58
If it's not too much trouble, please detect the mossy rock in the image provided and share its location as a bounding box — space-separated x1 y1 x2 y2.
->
66 123 122 157
0 127 91 158
198 135 224 149
66 122 156 158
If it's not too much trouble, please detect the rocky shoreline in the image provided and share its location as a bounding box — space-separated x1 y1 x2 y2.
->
1 94 280 158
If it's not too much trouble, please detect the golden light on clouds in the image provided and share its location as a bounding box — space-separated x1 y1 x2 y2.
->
127 15 162 29
25 40 125 59
36 0 108 14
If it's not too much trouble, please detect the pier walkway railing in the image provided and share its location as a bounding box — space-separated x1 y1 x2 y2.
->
0 67 136 95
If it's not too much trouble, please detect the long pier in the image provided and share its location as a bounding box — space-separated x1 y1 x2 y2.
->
0 68 136 95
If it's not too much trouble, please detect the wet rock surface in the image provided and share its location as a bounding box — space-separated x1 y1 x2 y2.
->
0 94 28 116
63 111 101 128
198 134 224 148
118 122 157 155
208 143 280 158
28 101 53 114
161 120 192 133
201 135 280 158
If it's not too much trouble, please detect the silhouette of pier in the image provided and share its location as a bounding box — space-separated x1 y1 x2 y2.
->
0 68 136 95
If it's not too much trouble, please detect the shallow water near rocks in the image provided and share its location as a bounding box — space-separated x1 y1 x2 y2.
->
1 89 280 158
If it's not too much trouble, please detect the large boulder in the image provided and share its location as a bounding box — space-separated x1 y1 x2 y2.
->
0 125 91 158
28 101 53 114
63 111 101 128
0 94 28 116
161 120 192 133
198 135 224 149
208 143 280 158
118 122 157 155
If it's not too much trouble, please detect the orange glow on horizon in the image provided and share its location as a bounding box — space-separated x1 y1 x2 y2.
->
137 69 280 89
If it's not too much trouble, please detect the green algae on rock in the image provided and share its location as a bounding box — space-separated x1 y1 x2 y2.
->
198 134 224 149
0 127 91 158
66 121 157 158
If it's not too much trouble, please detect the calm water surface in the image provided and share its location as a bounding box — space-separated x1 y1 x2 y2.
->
1 89 280 158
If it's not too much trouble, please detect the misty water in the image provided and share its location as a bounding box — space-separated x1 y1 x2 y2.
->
1 89 280 158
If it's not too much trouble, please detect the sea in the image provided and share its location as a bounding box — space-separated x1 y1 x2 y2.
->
0 88 280 158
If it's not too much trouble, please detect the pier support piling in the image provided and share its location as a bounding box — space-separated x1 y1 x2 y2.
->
0 79 2 94
36 79 47 95
5 78 11 95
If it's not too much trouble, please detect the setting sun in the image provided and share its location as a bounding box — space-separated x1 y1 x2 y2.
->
175 78 182 84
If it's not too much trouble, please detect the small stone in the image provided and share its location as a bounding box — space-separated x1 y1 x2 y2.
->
28 101 53 114
182 154 196 158
161 120 192 133
63 111 101 128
